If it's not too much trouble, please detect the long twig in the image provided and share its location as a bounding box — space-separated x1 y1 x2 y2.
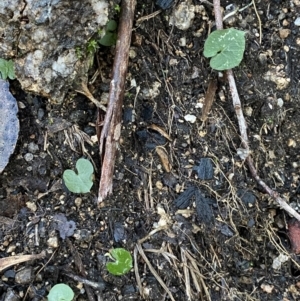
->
213 0 300 221
98 0 136 204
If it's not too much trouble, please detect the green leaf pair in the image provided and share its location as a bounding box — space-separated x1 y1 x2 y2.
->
204 28 245 71
99 20 118 46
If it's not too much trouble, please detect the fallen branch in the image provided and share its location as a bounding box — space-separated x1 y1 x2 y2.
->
98 0 136 204
213 0 300 221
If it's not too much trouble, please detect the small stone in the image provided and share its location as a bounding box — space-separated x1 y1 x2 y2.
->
294 17 300 26
129 48 137 59
28 142 39 153
6 244 16 253
283 45 289 52
169 2 195 30
282 19 289 26
287 139 296 147
26 201 37 212
3 289 20 301
179 37 186 46
279 29 291 39
244 107 253 116
24 153 34 162
272 253 289 269
74 197 82 208
47 236 59 248
184 114 197 123
258 53 267 65
156 181 163 190
15 267 32 284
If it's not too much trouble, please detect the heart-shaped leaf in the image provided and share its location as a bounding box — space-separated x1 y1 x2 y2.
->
106 248 133 276
203 28 245 71
48 283 74 301
63 158 94 193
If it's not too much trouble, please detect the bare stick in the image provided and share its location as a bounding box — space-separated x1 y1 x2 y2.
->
212 0 300 221
98 0 136 203
213 0 223 30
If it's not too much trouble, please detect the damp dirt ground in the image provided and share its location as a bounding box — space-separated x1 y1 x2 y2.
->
1 0 300 300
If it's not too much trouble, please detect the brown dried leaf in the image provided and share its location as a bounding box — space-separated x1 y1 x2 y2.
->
156 146 172 172
0 251 46 272
201 78 217 122
148 124 172 141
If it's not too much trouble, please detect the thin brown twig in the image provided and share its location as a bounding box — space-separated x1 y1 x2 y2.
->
252 0 262 44
212 0 300 222
98 0 136 203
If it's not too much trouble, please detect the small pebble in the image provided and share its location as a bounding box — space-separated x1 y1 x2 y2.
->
15 267 32 284
184 114 197 123
24 153 34 162
3 289 20 301
294 17 300 26
28 142 39 153
74 197 82 208
26 201 37 212
47 236 59 248
6 244 16 253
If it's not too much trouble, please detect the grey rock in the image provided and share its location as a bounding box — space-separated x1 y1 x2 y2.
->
0 80 19 173
0 0 110 102
15 267 33 284
4 289 20 301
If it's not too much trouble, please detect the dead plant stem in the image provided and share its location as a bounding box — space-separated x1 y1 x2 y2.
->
98 0 136 203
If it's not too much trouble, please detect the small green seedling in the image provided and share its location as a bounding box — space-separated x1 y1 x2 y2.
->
203 28 245 71
87 39 99 55
48 283 74 301
114 4 121 13
99 20 118 46
106 248 133 276
0 58 15 80
63 158 94 193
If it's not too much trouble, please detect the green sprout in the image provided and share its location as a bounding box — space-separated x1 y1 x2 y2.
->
75 46 83 59
63 158 94 193
0 58 15 80
106 248 133 276
48 283 74 301
203 28 245 70
114 4 121 13
87 39 99 55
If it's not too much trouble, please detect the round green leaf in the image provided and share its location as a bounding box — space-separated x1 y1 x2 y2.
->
63 158 94 193
48 283 74 301
106 248 133 276
106 20 117 32
99 32 117 46
203 28 245 71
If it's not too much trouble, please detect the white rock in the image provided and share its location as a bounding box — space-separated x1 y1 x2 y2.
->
294 17 300 26
169 2 195 31
184 114 197 123
272 253 289 269
47 236 59 248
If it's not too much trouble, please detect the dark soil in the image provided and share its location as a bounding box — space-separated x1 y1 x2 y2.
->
1 0 300 300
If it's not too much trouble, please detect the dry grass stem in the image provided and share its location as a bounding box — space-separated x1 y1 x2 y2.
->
135 243 176 301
